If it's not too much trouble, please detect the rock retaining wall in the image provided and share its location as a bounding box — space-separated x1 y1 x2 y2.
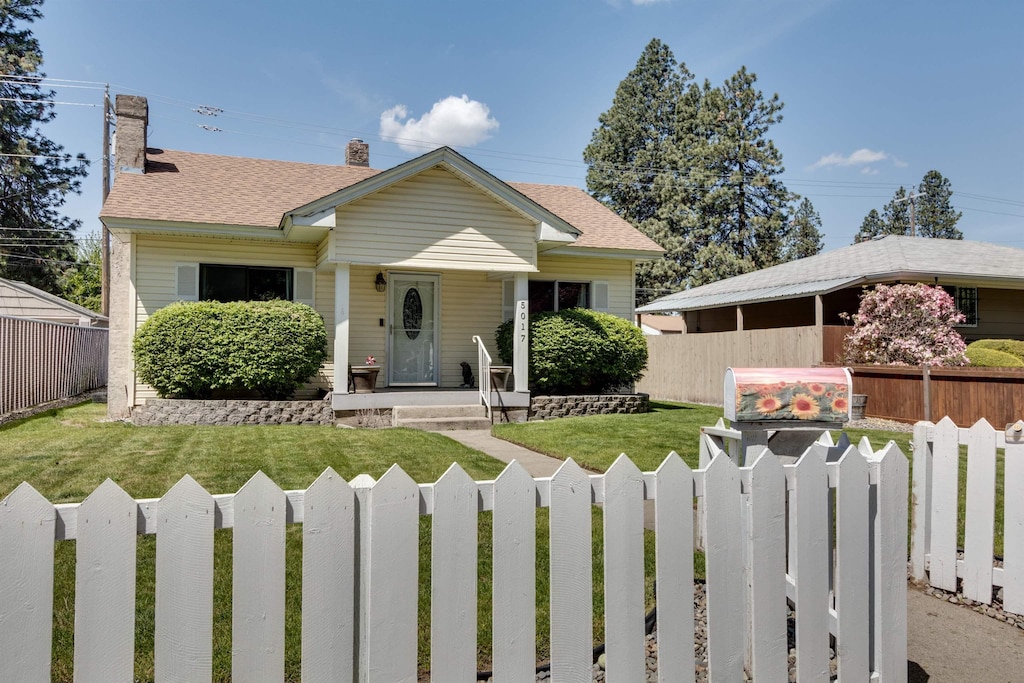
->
132 399 335 426
529 393 649 420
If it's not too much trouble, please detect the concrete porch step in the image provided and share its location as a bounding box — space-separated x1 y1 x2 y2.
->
392 404 490 431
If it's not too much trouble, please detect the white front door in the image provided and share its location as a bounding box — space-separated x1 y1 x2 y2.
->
388 273 440 386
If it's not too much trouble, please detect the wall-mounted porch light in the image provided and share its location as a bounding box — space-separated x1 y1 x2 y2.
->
375 272 387 293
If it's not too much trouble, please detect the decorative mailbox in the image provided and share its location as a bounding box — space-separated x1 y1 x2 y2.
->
724 367 853 423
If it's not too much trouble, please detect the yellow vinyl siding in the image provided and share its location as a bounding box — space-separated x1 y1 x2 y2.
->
440 271 503 386
536 254 635 320
333 168 537 272
133 235 318 400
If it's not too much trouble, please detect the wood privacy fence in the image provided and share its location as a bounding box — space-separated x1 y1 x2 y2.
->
0 447 908 683
848 364 1024 427
639 325 826 404
911 417 1024 617
0 315 108 416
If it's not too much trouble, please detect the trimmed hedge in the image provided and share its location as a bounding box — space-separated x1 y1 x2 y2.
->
968 339 1024 362
965 344 1024 368
133 300 328 400
496 308 647 395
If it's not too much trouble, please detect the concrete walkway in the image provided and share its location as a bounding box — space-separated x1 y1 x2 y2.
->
447 428 1024 682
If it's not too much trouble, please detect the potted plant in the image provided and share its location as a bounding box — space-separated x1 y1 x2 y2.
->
350 355 381 393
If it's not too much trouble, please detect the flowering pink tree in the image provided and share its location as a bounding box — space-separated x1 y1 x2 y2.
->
842 284 968 366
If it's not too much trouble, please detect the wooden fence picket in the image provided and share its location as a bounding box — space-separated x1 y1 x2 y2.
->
491 461 536 683
653 452 695 683
74 478 137 683
873 442 908 682
963 419 997 602
1004 432 1024 615
155 475 214 683
549 458 593 683
0 482 55 682
790 450 829 683
746 452 787 682
302 467 355 683
232 471 286 683
703 450 744 682
833 446 870 682
603 454 646 682
431 463 478 683
363 465 419 683
930 417 961 591
910 421 934 581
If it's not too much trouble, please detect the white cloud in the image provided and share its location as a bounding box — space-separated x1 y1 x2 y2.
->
380 95 499 153
812 148 889 169
860 167 880 176
632 0 670 5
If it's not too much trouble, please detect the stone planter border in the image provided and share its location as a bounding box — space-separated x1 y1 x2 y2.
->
132 399 335 426
529 393 649 421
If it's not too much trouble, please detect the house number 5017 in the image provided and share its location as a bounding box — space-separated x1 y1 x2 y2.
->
517 301 528 343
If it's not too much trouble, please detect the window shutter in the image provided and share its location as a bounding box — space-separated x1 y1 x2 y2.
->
593 281 609 312
502 279 515 321
294 268 316 307
175 264 199 301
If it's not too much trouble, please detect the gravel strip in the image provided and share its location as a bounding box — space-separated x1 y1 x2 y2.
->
485 582 839 682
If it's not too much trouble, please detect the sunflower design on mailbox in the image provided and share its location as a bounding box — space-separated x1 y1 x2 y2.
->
727 367 851 422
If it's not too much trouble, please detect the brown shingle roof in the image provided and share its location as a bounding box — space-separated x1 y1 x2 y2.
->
101 148 663 254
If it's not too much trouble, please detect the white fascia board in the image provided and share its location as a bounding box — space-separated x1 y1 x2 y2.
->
542 245 665 260
102 217 286 240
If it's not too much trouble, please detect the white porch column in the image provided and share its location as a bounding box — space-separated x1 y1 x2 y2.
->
333 263 351 394
513 272 529 393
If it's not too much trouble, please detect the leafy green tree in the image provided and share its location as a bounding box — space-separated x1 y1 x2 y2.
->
59 232 101 312
916 170 962 239
0 0 88 294
583 38 697 303
784 198 824 259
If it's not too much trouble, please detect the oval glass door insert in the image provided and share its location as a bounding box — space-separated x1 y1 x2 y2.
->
403 287 423 339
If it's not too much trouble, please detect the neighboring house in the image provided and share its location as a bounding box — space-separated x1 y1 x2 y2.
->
638 314 684 335
100 95 663 418
638 234 1024 342
635 235 1024 405
0 277 107 327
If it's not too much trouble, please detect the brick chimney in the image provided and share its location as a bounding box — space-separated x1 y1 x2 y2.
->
114 95 148 174
345 138 369 167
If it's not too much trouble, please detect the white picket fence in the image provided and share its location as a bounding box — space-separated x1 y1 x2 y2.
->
0 315 108 416
0 443 907 682
910 416 1024 616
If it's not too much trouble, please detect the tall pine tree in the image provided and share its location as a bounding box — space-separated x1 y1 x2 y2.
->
853 171 963 243
688 67 792 286
583 39 697 303
917 170 962 239
784 198 824 259
585 42 798 298
0 0 88 293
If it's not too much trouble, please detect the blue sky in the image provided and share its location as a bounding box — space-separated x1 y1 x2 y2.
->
28 0 1024 252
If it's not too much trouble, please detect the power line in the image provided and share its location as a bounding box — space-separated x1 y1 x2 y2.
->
0 96 100 107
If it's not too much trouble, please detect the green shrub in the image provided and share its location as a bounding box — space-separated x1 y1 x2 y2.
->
133 300 328 400
496 309 647 394
968 339 1024 362
965 345 1024 368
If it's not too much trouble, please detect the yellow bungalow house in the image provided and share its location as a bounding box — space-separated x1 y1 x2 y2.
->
100 95 663 420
